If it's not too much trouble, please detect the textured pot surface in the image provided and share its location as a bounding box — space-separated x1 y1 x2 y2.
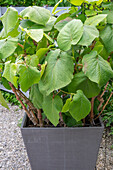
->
21 114 104 170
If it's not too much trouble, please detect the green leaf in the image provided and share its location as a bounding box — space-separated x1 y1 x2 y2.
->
20 16 56 32
3 61 18 88
69 90 91 121
68 71 100 98
82 51 113 87
62 98 72 112
0 7 18 37
57 19 83 51
78 25 99 47
41 61 47 77
24 28 43 43
43 94 63 126
54 21 68 31
55 12 71 24
18 65 41 92
84 14 107 26
107 11 113 24
68 0 84 6
30 84 43 109
20 6 51 26
52 0 63 14
62 113 82 127
92 41 103 54
1 77 11 90
0 37 18 59
36 48 49 62
85 10 97 16
39 50 74 95
25 55 39 67
100 25 113 54
0 91 9 109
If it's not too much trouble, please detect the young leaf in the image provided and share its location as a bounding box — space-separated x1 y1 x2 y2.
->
62 98 72 112
57 19 83 51
0 7 18 36
0 37 18 59
39 50 74 96
84 14 107 26
78 25 99 47
69 90 91 121
20 6 51 26
3 61 18 88
68 72 100 98
18 65 41 92
43 94 63 126
30 84 43 109
0 91 9 109
82 51 113 87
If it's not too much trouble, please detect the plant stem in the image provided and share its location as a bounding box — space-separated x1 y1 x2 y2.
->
100 81 109 98
95 92 113 120
37 109 43 127
60 89 75 95
90 97 96 123
8 82 38 126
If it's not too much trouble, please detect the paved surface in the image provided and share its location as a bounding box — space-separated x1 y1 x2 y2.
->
0 104 113 170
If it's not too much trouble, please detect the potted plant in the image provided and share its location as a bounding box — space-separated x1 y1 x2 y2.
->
0 0 113 169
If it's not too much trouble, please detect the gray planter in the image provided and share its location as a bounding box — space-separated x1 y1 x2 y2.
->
21 114 104 170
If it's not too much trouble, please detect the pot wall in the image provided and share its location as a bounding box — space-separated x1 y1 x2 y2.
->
21 114 104 170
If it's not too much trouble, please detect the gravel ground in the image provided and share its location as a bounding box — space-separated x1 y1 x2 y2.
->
0 104 113 170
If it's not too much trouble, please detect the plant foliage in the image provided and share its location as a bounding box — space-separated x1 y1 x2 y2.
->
0 0 113 127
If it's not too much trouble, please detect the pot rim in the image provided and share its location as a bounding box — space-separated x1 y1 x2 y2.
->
21 113 104 130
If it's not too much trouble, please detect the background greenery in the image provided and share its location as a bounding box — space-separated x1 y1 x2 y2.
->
0 0 70 7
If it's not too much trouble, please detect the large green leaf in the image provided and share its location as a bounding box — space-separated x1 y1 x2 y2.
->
3 61 18 88
57 19 83 51
20 16 56 32
0 7 18 37
39 50 74 95
82 51 113 87
0 37 18 59
78 25 99 47
0 91 9 109
43 94 63 126
30 84 43 109
84 14 107 26
68 72 100 98
69 90 91 121
100 25 113 54
54 21 68 31
24 28 43 43
18 65 41 92
68 0 84 6
20 6 51 26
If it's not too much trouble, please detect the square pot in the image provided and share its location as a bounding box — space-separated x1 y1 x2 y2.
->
21 114 104 170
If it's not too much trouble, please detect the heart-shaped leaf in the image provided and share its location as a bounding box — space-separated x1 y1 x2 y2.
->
57 19 83 51
39 50 74 95
0 37 18 59
20 6 51 26
82 51 113 87
69 90 91 121
18 65 41 92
